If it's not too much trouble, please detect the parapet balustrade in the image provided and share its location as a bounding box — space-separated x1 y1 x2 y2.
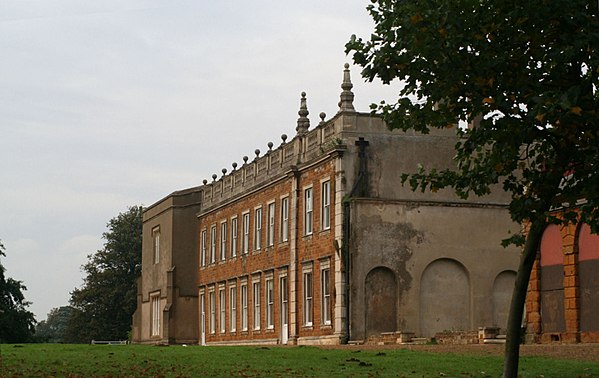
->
201 116 343 212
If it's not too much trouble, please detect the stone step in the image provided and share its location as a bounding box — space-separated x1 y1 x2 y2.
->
483 338 506 344
347 339 364 345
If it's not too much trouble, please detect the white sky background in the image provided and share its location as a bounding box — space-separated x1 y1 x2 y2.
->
0 1 401 321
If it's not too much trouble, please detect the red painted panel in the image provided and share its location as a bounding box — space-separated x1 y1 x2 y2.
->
540 225 563 267
579 223 599 262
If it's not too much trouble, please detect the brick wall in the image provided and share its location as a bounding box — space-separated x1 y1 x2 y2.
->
198 159 339 344
527 220 599 343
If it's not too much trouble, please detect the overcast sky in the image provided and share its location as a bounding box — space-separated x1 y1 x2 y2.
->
0 1 401 321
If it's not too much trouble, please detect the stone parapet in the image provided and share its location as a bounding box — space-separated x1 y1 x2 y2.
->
199 114 351 215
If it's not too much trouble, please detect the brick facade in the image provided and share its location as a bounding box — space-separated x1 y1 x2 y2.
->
197 161 339 345
526 220 599 343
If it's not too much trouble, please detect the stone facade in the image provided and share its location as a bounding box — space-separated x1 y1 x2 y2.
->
132 187 202 344
526 220 599 343
133 64 521 345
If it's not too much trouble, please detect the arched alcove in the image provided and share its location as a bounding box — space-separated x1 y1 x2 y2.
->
492 270 516 331
420 258 470 337
365 267 397 337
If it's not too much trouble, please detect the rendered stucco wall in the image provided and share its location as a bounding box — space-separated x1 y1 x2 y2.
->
349 199 519 340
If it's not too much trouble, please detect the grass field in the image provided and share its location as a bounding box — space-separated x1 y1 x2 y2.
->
1 343 598 377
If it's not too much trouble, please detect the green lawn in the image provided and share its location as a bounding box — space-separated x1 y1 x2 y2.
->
0 344 597 377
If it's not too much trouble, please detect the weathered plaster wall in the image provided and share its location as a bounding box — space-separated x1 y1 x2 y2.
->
349 199 519 340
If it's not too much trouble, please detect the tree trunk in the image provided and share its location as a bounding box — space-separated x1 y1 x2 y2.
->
502 219 547 377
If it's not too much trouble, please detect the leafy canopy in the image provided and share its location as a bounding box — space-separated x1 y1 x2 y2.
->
347 0 599 236
0 240 36 343
67 206 142 343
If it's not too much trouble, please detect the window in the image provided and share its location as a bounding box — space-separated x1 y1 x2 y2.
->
253 281 261 330
230 286 237 332
200 229 207 267
210 225 217 264
152 227 160 264
242 212 250 254
151 294 160 336
321 268 331 325
304 188 313 235
280 276 288 327
219 287 226 333
303 271 313 326
231 217 238 258
220 221 227 261
254 207 262 250
281 197 289 242
241 284 248 331
209 291 216 334
267 202 275 247
266 278 274 329
321 181 331 230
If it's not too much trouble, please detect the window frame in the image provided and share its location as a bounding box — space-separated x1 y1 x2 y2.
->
267 202 276 247
266 277 274 329
150 293 161 337
219 286 226 333
200 229 207 267
241 283 248 331
321 267 331 325
209 289 216 334
230 216 238 258
242 212 250 254
303 269 313 326
253 280 261 331
304 187 313 235
229 285 237 332
210 225 217 264
321 180 331 230
152 227 160 264
220 221 227 261
281 196 289 242
254 207 262 251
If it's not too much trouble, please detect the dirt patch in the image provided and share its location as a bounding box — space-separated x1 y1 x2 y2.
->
319 343 599 362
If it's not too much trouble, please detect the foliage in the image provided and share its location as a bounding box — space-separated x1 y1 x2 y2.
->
346 0 598 376
2 344 599 377
65 206 143 343
34 306 74 343
0 240 36 343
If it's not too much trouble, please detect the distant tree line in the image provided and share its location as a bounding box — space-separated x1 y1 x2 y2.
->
0 240 36 343
32 205 143 344
61 205 142 343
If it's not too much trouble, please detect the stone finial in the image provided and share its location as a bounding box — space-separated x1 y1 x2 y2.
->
243 156 248 164
267 141 273 151
319 112 326 125
212 174 217 181
281 134 288 144
232 162 238 170
296 92 310 135
254 149 260 158
338 63 355 113
203 179 208 185
222 168 227 176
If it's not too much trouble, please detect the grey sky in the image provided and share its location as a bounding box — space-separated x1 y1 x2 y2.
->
0 1 400 321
